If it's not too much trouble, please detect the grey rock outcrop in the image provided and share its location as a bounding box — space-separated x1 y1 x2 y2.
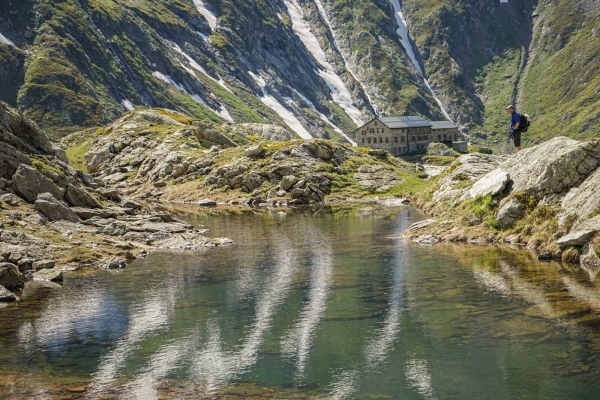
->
33 268 64 282
469 169 510 198
557 230 597 247
427 142 454 157
194 121 238 148
13 164 64 203
500 137 600 197
34 192 81 223
559 167 600 228
409 219 436 231
354 165 402 191
32 260 55 271
245 144 264 157
581 244 600 266
495 197 524 229
64 184 100 208
0 262 24 290
433 153 503 201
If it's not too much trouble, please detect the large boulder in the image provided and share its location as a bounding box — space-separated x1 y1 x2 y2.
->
500 137 600 197
469 169 510 198
557 230 597 247
559 167 600 228
85 143 114 174
0 141 32 179
495 197 524 228
427 142 454 157
194 121 238 148
64 184 101 208
0 262 24 290
34 192 81 223
581 244 600 266
33 268 64 282
245 144 264 157
433 153 504 202
0 102 54 155
13 164 64 203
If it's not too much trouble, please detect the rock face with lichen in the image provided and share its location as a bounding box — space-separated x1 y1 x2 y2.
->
418 137 600 265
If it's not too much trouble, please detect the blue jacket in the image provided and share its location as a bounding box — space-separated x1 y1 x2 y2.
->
510 112 521 134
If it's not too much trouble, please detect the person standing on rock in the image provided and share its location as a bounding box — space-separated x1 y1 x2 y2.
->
506 105 522 152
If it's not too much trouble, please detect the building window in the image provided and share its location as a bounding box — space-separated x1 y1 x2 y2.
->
368 138 371 143
385 137 389 143
438 134 441 140
362 138 365 143
444 134 446 139
394 137 398 143
379 137 382 143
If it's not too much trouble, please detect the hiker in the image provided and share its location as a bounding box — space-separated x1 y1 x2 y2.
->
506 105 522 151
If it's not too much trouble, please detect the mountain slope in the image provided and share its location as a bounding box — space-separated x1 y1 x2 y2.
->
0 0 449 141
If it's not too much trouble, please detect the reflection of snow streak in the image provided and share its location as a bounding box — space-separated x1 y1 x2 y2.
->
328 226 406 398
185 238 299 395
313 0 377 115
120 239 297 397
562 276 600 311
86 287 178 396
406 358 436 399
284 0 364 127
281 237 334 377
473 268 510 295
389 0 452 121
248 71 312 139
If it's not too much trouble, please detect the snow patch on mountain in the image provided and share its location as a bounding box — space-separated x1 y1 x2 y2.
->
121 99 135 111
283 0 364 127
0 32 15 47
390 0 452 121
292 89 357 146
195 31 209 42
312 0 378 115
171 43 233 94
249 71 312 139
192 0 218 31
152 71 233 122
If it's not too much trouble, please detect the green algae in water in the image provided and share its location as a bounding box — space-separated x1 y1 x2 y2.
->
2 207 600 398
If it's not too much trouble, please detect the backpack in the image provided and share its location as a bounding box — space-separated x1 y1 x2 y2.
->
518 114 530 132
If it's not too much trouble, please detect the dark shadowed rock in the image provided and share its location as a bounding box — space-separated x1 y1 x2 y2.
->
0 285 18 302
13 164 64 203
495 198 524 229
64 184 101 208
0 262 24 290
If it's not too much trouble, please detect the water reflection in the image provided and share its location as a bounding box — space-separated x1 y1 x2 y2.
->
3 207 600 398
281 233 333 379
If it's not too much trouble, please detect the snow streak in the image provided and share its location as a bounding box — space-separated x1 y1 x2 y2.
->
171 43 233 94
193 0 218 31
248 71 313 139
152 71 233 122
0 32 15 47
121 99 135 111
284 0 364 127
390 0 452 121
312 0 378 115
292 88 357 145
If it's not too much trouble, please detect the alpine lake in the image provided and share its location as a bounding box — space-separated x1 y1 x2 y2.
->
2 205 600 399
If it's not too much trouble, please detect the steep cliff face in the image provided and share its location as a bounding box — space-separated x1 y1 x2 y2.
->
0 0 448 141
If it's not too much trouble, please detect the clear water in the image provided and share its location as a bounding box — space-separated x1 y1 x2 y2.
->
2 206 600 399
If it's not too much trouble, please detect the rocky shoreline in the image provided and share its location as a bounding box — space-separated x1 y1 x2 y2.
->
0 103 233 303
403 137 600 267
